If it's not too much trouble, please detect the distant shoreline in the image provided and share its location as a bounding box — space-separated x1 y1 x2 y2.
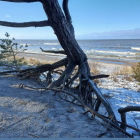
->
14 39 140 40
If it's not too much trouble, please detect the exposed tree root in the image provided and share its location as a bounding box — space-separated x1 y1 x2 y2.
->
0 61 119 123
118 106 140 131
18 84 133 137
0 58 136 137
48 61 76 88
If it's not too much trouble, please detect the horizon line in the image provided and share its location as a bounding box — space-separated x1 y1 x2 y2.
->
12 38 140 40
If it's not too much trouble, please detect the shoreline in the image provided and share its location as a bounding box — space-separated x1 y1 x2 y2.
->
16 52 134 76
17 52 136 67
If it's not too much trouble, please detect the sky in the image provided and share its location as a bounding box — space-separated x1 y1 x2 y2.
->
0 0 140 39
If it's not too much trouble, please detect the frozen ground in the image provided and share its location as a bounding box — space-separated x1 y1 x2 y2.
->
0 63 139 138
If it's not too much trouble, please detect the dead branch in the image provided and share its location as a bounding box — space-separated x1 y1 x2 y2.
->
101 114 140 133
16 58 68 78
133 119 139 130
40 47 66 55
0 0 40 2
118 106 140 131
28 133 40 138
118 106 140 113
0 62 19 69
88 79 118 124
97 131 108 137
0 20 50 28
0 70 20 75
0 58 68 78
97 117 114 138
19 84 133 137
89 74 110 80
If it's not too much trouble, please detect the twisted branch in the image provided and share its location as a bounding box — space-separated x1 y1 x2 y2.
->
19 84 133 137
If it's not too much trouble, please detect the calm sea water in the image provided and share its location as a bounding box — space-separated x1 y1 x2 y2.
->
3 39 140 64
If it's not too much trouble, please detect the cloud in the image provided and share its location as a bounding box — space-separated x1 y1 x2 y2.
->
76 28 140 39
6 15 10 18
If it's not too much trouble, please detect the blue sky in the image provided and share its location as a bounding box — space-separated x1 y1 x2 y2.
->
0 0 140 39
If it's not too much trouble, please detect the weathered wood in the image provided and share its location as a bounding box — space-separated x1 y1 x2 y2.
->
40 47 66 55
101 114 140 133
118 106 140 130
42 0 87 65
0 20 50 28
95 99 101 112
118 106 140 113
65 71 79 87
19 84 133 137
63 0 75 36
89 74 110 80
120 113 127 130
17 58 68 77
88 79 118 124
0 0 40 2
48 61 76 88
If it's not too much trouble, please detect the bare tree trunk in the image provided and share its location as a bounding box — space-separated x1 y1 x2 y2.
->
0 0 119 127
42 1 87 64
41 0 90 88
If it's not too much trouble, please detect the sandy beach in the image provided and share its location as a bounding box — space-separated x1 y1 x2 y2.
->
0 52 140 138
0 74 128 138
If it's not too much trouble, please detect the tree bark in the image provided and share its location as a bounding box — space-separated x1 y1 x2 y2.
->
41 0 88 65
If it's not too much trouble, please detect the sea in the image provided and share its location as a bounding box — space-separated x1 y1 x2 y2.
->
2 39 140 65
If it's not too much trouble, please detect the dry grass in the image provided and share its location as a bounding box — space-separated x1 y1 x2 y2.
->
111 65 133 76
4 55 137 84
6 56 52 66
88 61 101 84
119 65 133 75
122 76 134 82
132 62 140 82
26 57 46 66
111 65 134 82
88 61 100 75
